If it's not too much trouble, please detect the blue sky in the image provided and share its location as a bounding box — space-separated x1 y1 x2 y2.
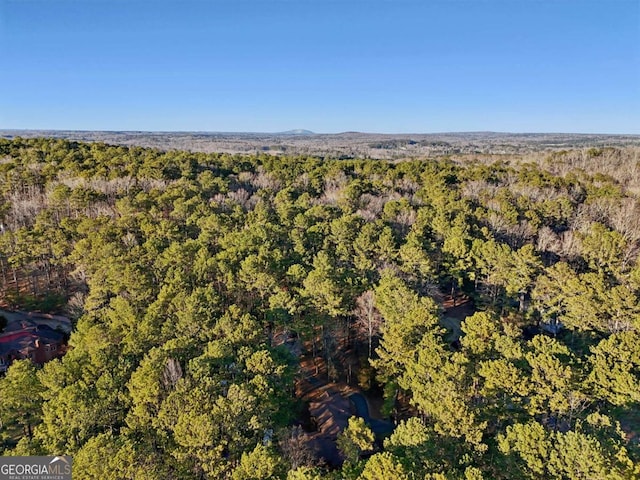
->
1 0 638 133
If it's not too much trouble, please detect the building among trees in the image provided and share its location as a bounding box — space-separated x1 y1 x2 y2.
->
0 319 66 372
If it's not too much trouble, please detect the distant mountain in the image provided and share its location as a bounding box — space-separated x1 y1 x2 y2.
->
277 129 315 135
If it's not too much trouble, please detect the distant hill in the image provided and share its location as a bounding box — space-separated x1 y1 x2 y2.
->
277 129 315 135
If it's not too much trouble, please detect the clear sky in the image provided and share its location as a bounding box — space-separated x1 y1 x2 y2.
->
1 0 638 133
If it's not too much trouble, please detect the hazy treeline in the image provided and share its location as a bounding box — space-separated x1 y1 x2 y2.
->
3 129 639 162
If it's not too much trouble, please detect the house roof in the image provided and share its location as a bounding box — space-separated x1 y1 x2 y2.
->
0 330 36 344
0 327 65 359
2 318 38 333
0 342 17 358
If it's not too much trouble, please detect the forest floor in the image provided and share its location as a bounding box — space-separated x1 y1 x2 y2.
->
441 295 475 342
0 265 73 313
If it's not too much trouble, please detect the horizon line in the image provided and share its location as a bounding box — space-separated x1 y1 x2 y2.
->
2 128 640 137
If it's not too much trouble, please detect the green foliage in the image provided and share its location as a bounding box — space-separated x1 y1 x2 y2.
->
402 335 487 447
371 272 441 382
580 222 628 275
337 417 375 464
74 433 177 480
303 251 350 318
587 331 640 406
0 360 45 449
534 262 640 334
383 417 434 474
359 452 410 480
286 467 323 480
232 444 286 480
460 311 502 357
0 138 638 478
498 418 637 479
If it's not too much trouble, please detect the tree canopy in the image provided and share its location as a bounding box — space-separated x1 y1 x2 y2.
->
0 137 638 478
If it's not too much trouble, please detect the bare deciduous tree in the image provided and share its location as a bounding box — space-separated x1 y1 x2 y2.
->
161 357 183 392
278 425 317 470
353 291 382 359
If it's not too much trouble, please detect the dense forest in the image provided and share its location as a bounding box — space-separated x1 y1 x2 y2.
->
0 137 639 479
